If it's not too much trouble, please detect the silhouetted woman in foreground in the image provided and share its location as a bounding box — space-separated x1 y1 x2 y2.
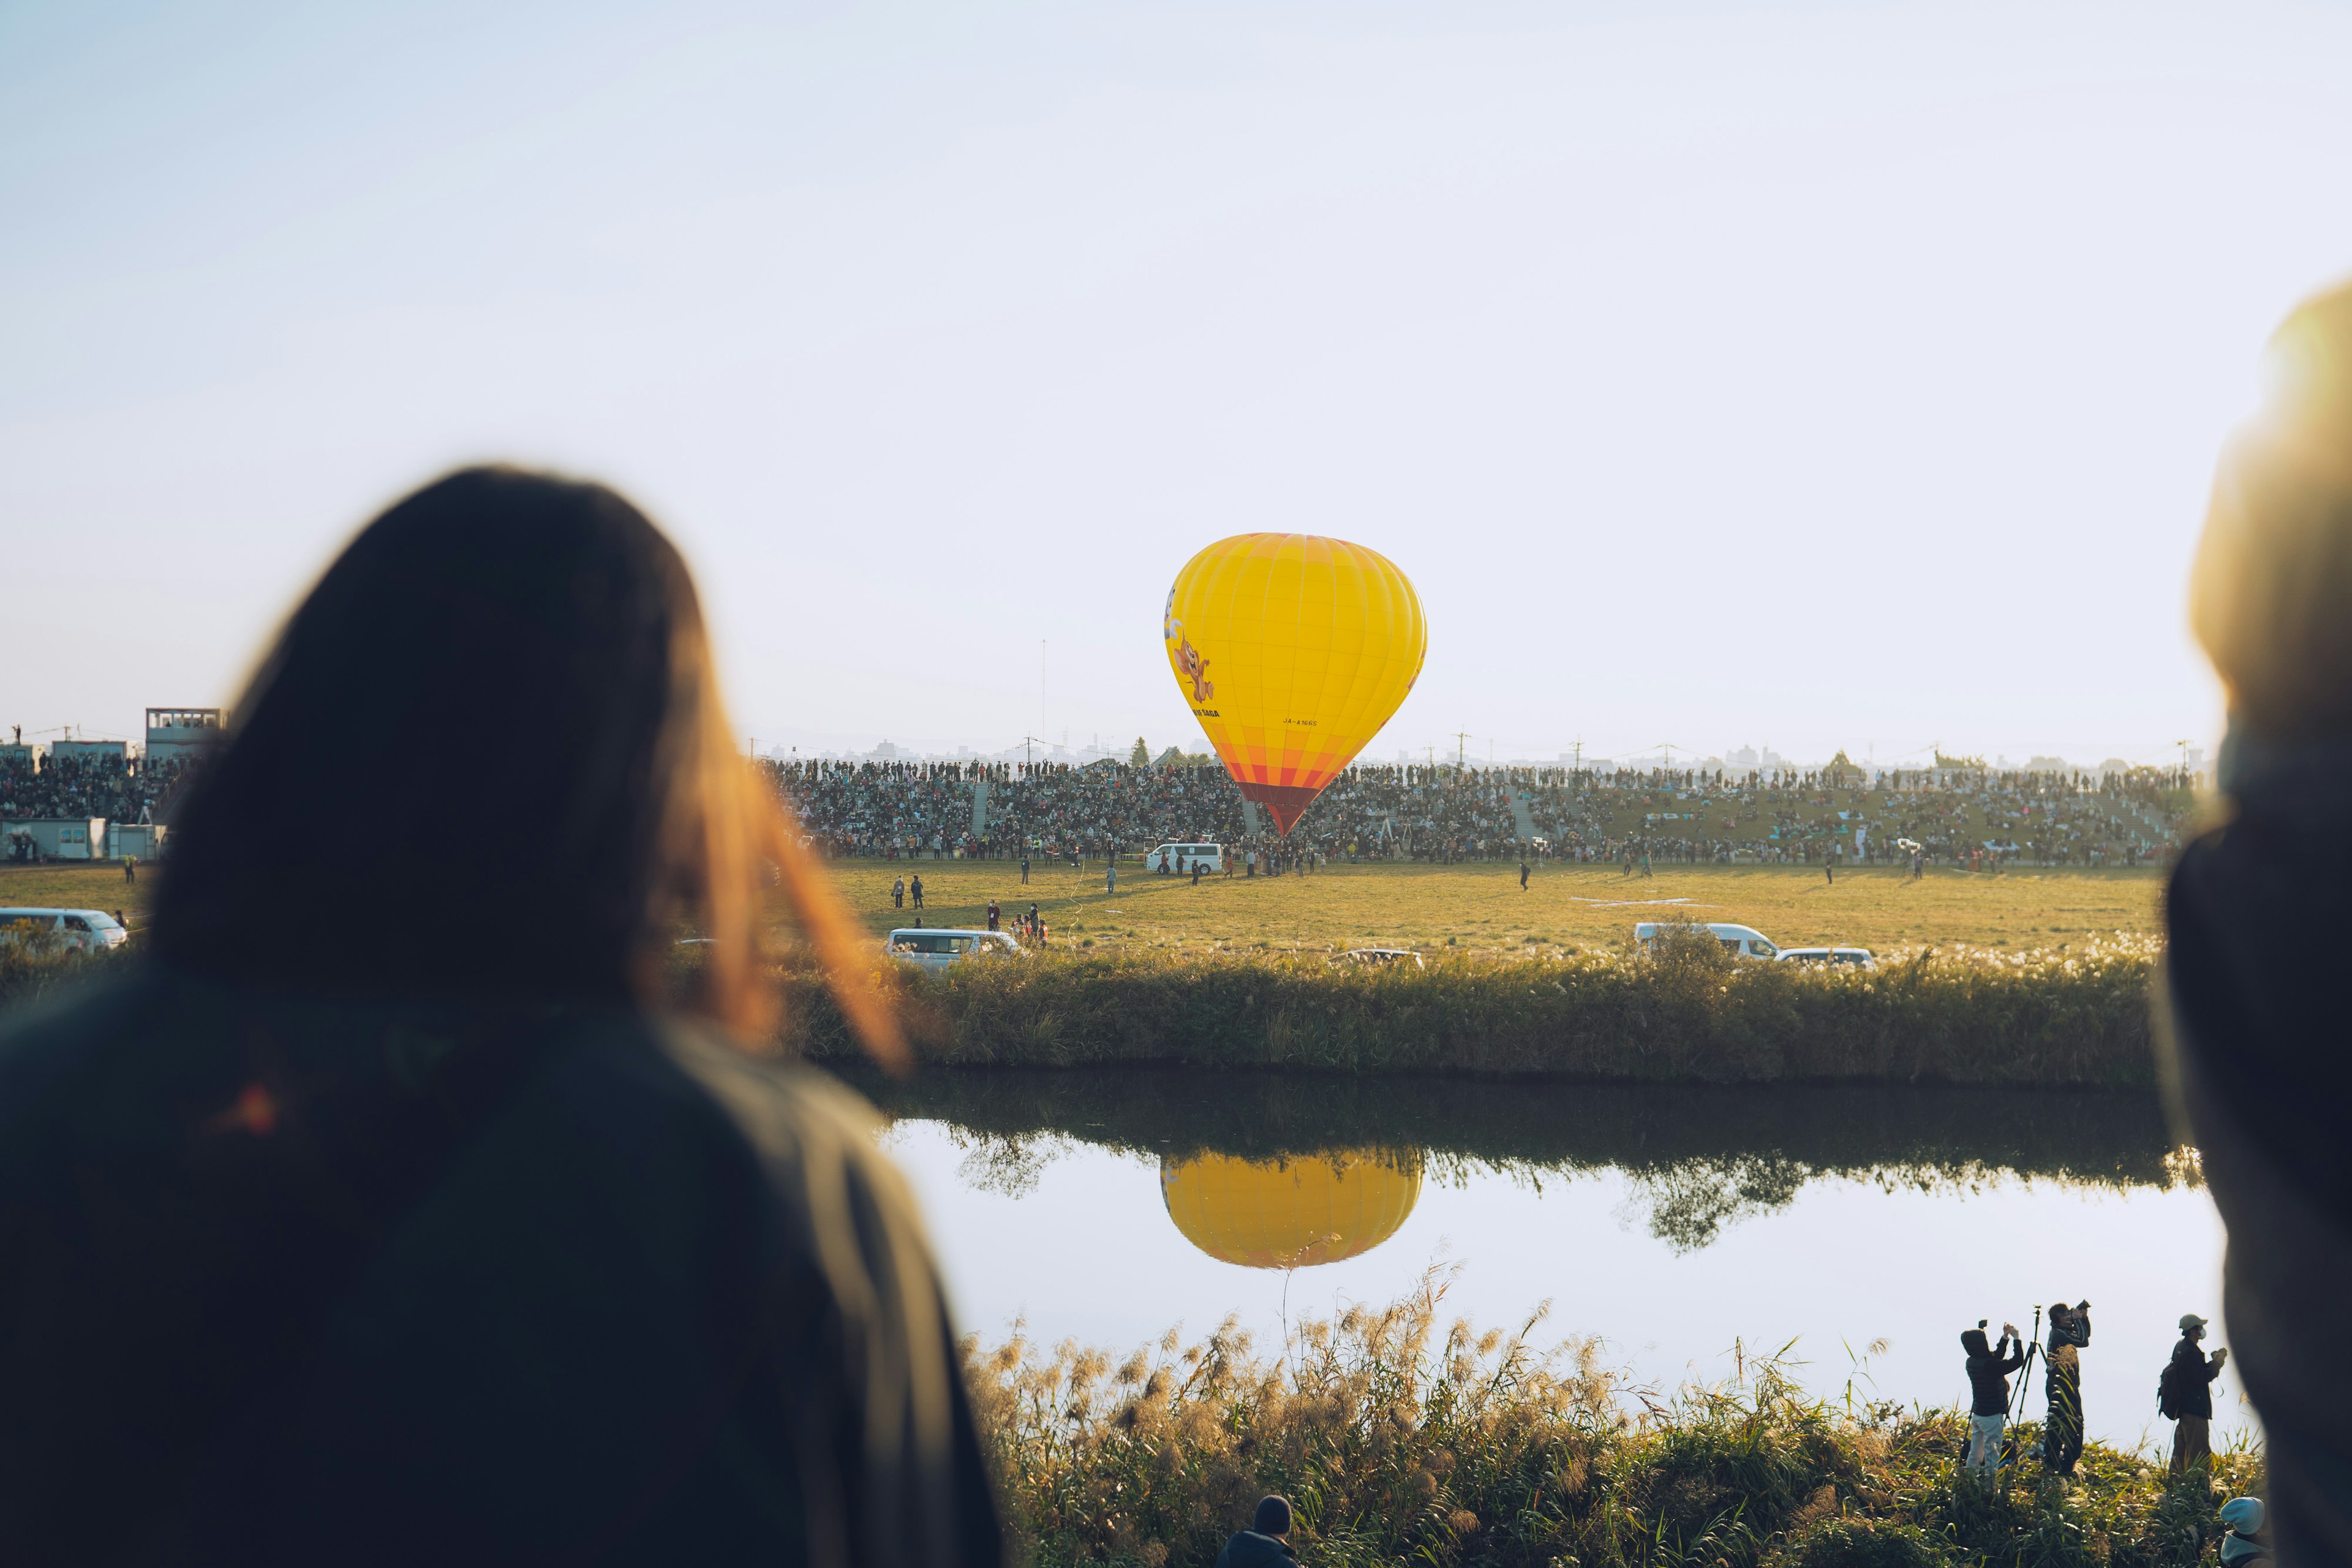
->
0 469 1001 1567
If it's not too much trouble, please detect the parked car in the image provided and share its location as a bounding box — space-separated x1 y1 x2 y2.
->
1633 921 1779 959
1777 946 1876 969
1141 841 1226 874
0 908 128 952
884 928 1023 970
1334 948 1424 968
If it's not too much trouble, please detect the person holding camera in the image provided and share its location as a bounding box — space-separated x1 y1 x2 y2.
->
2162 1314 2230 1476
2043 1300 2092 1477
1961 1320 2026 1477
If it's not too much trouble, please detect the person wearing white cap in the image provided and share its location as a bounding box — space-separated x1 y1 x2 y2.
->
2160 1314 2229 1477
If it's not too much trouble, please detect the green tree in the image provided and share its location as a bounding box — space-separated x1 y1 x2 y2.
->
1129 737 1150 766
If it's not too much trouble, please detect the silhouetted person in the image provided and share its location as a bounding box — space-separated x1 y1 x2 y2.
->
1960 1321 2024 1477
2043 1300 2092 1476
0 469 1001 1568
1215 1494 1298 1568
2166 280 2352 1567
2162 1314 2228 1476
910 872 924 910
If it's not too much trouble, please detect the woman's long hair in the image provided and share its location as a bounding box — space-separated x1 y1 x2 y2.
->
154 467 902 1065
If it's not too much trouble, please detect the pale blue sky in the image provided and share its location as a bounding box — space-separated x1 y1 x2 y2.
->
6 0 2349 766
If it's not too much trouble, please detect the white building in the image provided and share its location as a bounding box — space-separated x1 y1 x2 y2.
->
145 708 224 764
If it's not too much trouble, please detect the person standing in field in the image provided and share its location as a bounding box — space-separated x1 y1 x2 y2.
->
1020 851 1030 884
986 898 1000 931
2043 1300 2092 1477
2161 1314 2228 1476
892 873 905 909
0 469 1000 1567
910 872 924 910
123 855 135 884
1519 858 1530 890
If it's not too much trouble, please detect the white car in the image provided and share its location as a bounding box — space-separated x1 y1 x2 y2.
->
884 928 1023 970
1777 946 1877 969
1141 841 1225 874
1633 921 1779 959
0 908 129 952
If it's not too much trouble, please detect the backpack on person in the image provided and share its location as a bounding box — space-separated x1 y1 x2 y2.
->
2157 1359 2183 1420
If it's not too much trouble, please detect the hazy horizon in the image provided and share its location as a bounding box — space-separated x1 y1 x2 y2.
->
8 0 2350 771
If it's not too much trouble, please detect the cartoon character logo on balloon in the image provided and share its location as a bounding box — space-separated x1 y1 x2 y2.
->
1163 535 1427 835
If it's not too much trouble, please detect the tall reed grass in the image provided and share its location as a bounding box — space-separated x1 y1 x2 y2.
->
0 941 125 1018
970 1267 2251 1568
774 932 2162 1087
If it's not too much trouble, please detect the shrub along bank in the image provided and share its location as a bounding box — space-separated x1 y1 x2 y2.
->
778 933 2162 1087
0 931 2163 1088
971 1267 2253 1568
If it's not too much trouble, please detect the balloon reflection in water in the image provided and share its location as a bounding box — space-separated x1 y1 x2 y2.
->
1158 1150 1423 1268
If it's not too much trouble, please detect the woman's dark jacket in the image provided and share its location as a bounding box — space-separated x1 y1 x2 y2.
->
2163 735 2352 1568
1961 1329 2024 1417
0 968 1003 1568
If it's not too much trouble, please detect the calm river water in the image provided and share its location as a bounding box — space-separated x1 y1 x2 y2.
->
844 1069 2241 1449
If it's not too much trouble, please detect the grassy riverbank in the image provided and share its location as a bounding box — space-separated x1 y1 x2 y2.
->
782 933 2162 1087
972 1268 2254 1568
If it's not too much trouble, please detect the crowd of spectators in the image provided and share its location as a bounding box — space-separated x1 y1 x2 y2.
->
765 759 2200 870
0 752 200 827
0 743 2193 873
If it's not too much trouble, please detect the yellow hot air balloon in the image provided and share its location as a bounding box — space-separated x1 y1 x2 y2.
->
1163 534 1427 835
1159 1150 1423 1269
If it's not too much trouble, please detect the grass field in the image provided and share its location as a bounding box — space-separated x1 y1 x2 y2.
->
829 859 2163 959
0 859 2164 959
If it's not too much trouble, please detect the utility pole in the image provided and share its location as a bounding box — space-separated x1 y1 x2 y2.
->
1453 731 1471 775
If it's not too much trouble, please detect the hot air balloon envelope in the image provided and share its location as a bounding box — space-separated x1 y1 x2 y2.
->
1159 1150 1423 1269
1163 534 1427 834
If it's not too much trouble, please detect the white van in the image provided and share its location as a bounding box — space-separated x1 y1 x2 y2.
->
1142 842 1224 875
0 908 129 952
884 928 1023 970
1633 921 1779 959
1778 946 1877 970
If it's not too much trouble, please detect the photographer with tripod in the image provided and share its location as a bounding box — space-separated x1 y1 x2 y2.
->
1961 1320 2026 1477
